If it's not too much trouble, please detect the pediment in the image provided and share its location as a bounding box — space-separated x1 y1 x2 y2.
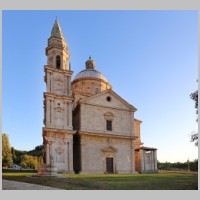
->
80 89 137 112
104 112 114 117
101 145 118 153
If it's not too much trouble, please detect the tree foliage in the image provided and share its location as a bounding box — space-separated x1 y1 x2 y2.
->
190 87 198 146
190 84 198 146
9 145 44 169
190 131 198 146
20 154 43 169
11 147 17 163
157 160 198 171
2 133 13 167
190 90 198 117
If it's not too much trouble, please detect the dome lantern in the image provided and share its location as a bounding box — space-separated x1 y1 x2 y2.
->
85 56 95 69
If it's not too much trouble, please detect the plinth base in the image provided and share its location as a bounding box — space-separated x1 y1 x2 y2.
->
37 164 58 176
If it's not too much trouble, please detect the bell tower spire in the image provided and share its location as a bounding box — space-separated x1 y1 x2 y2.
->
46 19 70 70
42 20 75 173
51 19 64 39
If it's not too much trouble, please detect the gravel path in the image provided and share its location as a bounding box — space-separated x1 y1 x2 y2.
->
2 179 64 190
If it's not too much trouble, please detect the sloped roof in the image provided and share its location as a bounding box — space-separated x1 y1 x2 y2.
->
51 19 64 39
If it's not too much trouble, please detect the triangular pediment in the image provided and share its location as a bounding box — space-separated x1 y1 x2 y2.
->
104 112 114 117
101 145 118 153
80 89 137 112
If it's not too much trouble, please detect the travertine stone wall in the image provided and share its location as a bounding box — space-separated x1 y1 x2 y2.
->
135 150 142 171
80 93 133 136
44 66 72 96
43 129 74 173
134 119 143 148
79 134 135 174
44 93 73 130
72 79 111 96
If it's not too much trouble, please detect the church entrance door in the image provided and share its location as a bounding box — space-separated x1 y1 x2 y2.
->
106 157 113 173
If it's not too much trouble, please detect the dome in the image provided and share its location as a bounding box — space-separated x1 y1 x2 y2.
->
73 69 108 82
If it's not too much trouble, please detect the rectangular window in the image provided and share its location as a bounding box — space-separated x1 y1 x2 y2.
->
106 120 112 131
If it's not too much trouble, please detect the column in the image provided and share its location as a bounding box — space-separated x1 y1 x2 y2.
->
46 99 50 127
51 100 55 127
61 55 63 69
47 71 50 92
46 143 50 164
67 103 69 127
62 140 67 172
141 149 145 172
151 151 154 170
63 102 66 129
69 138 74 173
49 72 52 92
68 77 71 96
69 104 72 128
66 76 69 95
53 55 55 68
154 150 157 170
51 141 55 165
64 75 67 96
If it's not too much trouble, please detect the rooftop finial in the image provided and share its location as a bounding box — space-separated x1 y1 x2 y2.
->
89 56 91 60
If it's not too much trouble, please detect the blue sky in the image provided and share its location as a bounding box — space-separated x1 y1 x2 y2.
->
2 10 198 163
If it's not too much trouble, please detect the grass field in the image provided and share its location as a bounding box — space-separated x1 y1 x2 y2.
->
2 171 198 190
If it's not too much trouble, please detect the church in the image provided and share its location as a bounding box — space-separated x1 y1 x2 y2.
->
42 19 158 174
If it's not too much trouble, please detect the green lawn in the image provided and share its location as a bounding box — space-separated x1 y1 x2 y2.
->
2 171 198 190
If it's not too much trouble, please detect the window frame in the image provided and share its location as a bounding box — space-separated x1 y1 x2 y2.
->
106 120 112 131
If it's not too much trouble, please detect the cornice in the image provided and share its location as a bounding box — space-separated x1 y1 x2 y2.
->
71 77 112 88
78 130 137 140
43 127 75 135
44 92 73 100
44 65 73 75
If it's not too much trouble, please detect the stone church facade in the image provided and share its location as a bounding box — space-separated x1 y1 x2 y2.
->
42 19 157 174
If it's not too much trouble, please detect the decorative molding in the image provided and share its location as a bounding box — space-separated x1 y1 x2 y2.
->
101 145 118 153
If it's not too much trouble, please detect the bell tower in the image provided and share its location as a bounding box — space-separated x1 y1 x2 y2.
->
42 19 74 173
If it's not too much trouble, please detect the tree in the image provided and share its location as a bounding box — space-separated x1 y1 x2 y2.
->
190 82 198 146
2 133 13 167
20 154 42 169
190 90 198 118
11 147 17 163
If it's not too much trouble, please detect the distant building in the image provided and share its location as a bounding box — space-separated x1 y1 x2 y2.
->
42 19 157 174
9 163 22 170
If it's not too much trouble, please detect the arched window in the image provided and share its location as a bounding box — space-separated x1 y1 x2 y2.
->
56 55 61 69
